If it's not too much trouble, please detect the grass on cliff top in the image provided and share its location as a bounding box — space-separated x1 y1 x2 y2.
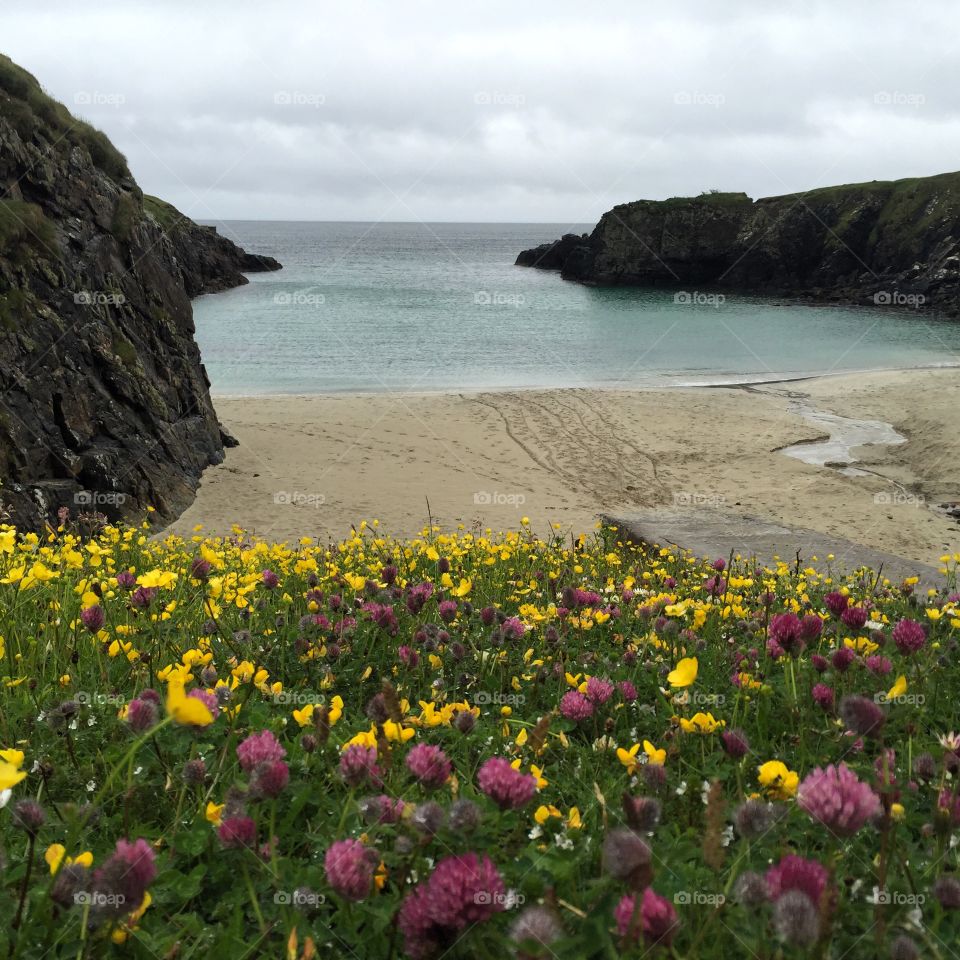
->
0 53 130 183
142 195 190 230
613 191 754 213
761 171 958 203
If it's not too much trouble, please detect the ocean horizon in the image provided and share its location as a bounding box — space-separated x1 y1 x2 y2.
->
193 220 960 396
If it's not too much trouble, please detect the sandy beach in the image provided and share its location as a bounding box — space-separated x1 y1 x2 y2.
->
167 368 960 564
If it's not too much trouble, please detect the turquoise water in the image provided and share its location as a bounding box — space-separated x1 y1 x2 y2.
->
193 221 960 394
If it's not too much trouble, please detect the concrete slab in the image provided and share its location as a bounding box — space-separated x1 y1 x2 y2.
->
604 507 942 587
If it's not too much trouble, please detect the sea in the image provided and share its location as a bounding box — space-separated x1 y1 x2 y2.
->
192 221 960 395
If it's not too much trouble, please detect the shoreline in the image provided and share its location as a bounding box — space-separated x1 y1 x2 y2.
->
206 361 960 402
171 366 960 564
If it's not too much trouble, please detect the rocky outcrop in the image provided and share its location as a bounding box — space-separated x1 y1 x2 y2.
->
142 195 281 297
0 54 281 530
517 177 960 313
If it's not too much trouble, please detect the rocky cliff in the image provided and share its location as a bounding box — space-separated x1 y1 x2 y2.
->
0 54 281 530
518 176 960 313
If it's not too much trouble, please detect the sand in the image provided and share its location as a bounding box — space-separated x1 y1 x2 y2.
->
166 368 960 565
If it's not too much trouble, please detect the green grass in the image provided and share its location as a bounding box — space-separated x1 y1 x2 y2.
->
0 53 130 182
142 195 188 231
0 200 59 263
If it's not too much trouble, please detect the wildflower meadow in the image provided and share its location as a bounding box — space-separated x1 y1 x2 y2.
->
1 517 959 958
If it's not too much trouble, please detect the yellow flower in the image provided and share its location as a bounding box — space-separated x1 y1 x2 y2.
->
342 728 378 751
45 844 94 874
165 678 214 727
886 675 908 702
111 892 152 943
534 804 561 824
678 712 724 734
381 720 415 743
757 760 799 800
292 704 316 727
643 740 666 765
566 806 582 829
136 569 176 589
617 743 641 774
891 802 905 822
511 759 547 789
0 747 26 791
205 802 225 826
667 656 698 688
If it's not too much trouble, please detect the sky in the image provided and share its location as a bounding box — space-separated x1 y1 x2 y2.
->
4 0 959 222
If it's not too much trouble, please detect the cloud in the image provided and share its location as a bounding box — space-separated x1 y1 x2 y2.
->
4 0 959 221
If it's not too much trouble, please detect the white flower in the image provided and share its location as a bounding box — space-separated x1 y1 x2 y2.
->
939 732 960 751
529 825 543 840
676 781 688 796
86 780 96 792
721 825 734 848
0 789 11 809
555 835 574 851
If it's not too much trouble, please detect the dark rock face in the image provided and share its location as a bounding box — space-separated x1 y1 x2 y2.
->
517 178 960 313
0 55 281 530
142 195 281 297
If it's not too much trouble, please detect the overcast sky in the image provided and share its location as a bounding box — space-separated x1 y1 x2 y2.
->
5 0 959 222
